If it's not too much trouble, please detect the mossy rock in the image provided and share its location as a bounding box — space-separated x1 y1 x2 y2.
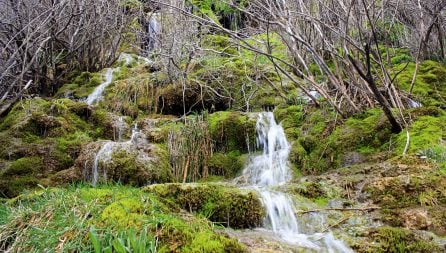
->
1 157 44 177
145 183 264 228
208 111 256 153
72 140 173 186
206 152 245 178
0 98 101 197
356 226 442 253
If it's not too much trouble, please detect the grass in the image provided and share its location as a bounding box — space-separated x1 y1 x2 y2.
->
0 184 245 252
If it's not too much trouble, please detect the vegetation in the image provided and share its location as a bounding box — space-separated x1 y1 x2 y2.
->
0 184 245 252
0 0 446 252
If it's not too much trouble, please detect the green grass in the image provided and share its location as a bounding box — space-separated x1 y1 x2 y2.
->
0 184 245 252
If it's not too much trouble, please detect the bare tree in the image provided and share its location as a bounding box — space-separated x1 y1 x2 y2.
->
0 0 130 114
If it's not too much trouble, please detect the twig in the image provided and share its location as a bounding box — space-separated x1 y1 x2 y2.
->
322 215 352 233
296 206 380 215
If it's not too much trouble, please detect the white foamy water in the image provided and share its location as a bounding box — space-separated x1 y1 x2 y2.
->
241 112 353 252
91 141 113 185
86 68 115 105
86 53 152 106
90 123 143 186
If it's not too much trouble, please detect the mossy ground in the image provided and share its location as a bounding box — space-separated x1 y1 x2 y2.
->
0 184 246 252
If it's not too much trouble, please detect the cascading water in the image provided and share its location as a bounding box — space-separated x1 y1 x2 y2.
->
241 112 353 252
147 15 161 52
90 123 142 186
86 53 151 106
86 68 115 105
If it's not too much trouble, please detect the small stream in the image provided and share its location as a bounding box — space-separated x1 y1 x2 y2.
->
238 112 353 252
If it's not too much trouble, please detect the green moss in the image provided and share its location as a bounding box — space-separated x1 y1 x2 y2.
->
367 227 441 253
365 158 446 213
146 183 264 228
394 61 446 107
96 146 173 186
208 111 256 152
2 157 44 176
396 115 446 154
206 152 244 178
100 198 145 228
57 71 104 98
54 131 92 169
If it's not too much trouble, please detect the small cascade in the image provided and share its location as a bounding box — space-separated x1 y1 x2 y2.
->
89 122 146 185
146 15 161 52
91 142 113 185
407 98 422 108
86 53 151 106
114 117 126 142
240 112 353 252
86 68 115 105
130 123 140 144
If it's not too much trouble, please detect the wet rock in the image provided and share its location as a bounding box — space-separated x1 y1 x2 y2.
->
401 208 432 230
342 152 365 167
61 132 173 186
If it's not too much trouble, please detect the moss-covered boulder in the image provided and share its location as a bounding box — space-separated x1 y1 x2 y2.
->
68 137 173 185
208 111 256 153
145 183 264 229
0 98 99 197
206 152 246 178
57 71 105 99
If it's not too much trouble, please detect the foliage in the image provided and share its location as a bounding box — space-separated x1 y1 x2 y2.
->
89 226 156 253
168 114 213 182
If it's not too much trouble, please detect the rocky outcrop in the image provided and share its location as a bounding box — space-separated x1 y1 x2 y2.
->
57 131 173 186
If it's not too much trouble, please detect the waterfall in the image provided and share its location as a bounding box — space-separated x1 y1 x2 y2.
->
86 68 115 105
147 15 161 52
407 98 422 108
241 112 353 252
89 122 142 185
91 142 113 186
